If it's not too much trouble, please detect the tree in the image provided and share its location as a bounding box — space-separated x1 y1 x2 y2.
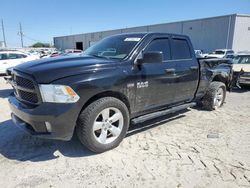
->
31 42 51 48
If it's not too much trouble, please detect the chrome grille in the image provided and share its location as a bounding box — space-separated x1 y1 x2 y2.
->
16 76 35 89
18 90 38 103
12 72 39 104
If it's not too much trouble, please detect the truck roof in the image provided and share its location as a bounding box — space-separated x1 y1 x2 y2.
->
110 32 190 39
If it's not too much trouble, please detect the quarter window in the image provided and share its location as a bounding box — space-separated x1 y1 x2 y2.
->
145 38 171 61
172 39 192 60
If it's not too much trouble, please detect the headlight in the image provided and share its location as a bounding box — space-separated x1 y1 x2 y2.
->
39 84 80 103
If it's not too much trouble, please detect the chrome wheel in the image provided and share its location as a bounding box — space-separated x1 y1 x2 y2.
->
213 87 224 109
93 107 124 144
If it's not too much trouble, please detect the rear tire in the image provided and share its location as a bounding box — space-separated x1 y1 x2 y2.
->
76 97 129 153
201 82 226 111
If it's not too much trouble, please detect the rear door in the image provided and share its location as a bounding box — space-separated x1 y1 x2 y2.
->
170 36 199 102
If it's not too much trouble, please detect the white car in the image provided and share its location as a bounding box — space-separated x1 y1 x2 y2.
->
206 49 234 58
0 51 39 74
232 52 250 87
194 50 208 58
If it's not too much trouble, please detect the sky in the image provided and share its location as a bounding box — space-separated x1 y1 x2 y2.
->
1 0 250 47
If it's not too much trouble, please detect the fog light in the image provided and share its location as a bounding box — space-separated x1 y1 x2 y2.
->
45 122 52 132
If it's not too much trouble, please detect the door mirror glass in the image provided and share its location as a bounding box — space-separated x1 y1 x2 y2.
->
137 51 163 64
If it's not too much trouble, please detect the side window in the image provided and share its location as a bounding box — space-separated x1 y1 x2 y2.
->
8 53 20 59
0 53 8 60
240 57 250 64
172 38 192 60
17 54 27 58
145 38 171 61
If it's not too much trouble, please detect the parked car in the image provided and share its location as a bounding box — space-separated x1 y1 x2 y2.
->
206 49 234 58
41 51 64 58
41 50 82 58
0 51 39 74
194 50 208 58
64 49 82 56
65 49 82 53
225 54 235 59
232 52 250 87
8 33 233 153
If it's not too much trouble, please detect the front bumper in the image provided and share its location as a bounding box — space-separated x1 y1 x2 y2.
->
8 94 80 141
233 71 250 87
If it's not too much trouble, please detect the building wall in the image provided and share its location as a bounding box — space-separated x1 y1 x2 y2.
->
182 15 235 52
232 15 250 52
54 14 249 53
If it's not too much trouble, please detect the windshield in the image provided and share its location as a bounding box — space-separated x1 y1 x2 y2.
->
83 34 144 60
232 56 250 64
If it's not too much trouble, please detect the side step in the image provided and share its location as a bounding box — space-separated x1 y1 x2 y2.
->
131 102 196 124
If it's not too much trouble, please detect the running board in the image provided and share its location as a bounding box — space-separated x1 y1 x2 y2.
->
131 102 196 124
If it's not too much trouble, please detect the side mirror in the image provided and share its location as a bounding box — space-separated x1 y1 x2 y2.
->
137 51 163 64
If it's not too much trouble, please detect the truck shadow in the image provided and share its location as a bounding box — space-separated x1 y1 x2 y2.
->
231 87 250 93
127 110 188 137
0 120 94 162
0 110 188 162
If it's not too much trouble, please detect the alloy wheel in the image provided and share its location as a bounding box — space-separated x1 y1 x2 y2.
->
213 87 224 109
93 107 124 144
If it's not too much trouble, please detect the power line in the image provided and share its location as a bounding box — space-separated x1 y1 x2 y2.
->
23 34 51 44
19 22 24 48
1 19 7 47
1 21 52 47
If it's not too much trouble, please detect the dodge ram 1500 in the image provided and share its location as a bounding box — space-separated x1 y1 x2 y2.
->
9 33 233 153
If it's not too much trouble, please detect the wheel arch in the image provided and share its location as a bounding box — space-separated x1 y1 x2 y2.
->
80 91 131 115
212 74 229 90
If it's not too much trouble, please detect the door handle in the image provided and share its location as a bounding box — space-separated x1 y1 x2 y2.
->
165 68 175 74
190 66 198 71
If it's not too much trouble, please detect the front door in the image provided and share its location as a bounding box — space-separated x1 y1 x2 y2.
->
135 37 177 113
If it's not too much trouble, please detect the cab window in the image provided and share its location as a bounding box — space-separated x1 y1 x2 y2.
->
240 56 250 64
171 38 192 60
232 56 250 64
144 38 171 61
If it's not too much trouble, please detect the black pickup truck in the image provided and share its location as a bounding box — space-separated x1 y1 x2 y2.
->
8 33 233 153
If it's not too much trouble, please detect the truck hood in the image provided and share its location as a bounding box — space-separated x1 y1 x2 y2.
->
14 55 117 83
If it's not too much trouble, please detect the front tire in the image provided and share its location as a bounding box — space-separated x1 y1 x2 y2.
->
76 97 129 153
201 82 226 110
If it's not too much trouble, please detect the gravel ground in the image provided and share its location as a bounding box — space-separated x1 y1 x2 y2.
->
0 77 250 188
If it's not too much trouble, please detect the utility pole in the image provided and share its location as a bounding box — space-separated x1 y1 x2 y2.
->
19 22 24 48
1 19 7 47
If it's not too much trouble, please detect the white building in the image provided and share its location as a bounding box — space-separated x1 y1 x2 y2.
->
54 14 250 53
